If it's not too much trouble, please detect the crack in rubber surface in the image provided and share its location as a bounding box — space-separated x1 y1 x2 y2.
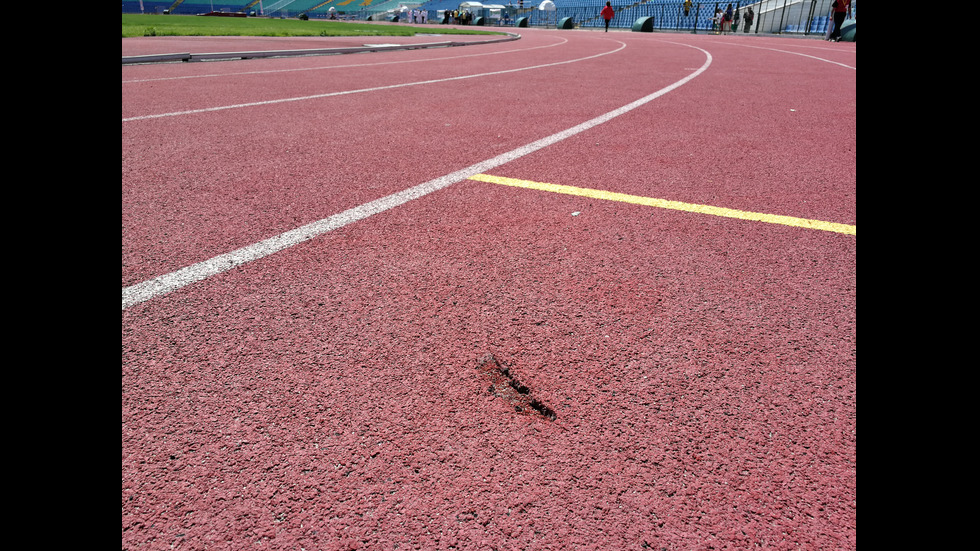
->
477 353 556 421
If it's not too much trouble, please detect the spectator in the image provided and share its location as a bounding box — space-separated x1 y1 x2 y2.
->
723 3 733 34
600 1 614 32
828 0 852 41
743 7 753 33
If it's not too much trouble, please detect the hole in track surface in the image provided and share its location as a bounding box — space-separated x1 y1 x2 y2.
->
476 353 556 421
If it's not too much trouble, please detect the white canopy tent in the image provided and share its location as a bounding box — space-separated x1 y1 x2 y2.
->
456 1 516 24
537 0 557 26
483 4 506 21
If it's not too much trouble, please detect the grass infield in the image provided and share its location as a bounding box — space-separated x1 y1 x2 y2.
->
122 14 504 38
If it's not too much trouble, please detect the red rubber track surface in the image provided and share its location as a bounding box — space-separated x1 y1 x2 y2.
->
123 27 855 551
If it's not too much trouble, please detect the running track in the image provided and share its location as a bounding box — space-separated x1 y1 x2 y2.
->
122 26 856 550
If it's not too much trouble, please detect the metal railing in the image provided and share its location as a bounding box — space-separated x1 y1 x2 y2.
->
348 0 855 36
122 0 855 36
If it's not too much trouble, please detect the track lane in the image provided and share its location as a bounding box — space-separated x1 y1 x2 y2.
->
123 33 707 289
121 34 567 84
122 29 856 551
122 33 587 119
481 33 856 226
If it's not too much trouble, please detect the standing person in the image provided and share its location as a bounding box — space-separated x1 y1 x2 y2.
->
723 3 733 34
743 7 753 33
683 0 692 16
732 8 739 32
600 1 614 32
712 8 722 33
828 0 852 41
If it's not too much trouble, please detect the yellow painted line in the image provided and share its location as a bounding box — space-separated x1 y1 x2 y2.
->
469 173 855 236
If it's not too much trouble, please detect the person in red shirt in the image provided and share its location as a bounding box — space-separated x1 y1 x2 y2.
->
600 1 614 32
828 0 852 41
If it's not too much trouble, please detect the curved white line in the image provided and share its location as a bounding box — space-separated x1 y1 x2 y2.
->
122 42 712 310
722 41 855 70
122 38 621 122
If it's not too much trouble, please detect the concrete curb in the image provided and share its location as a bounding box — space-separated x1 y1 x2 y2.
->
122 32 520 64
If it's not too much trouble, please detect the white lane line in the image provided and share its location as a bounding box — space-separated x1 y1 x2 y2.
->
122 37 569 84
721 41 855 70
122 40 624 122
122 42 712 310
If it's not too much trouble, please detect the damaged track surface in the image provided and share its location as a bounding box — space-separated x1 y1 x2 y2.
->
478 353 557 420
123 27 856 551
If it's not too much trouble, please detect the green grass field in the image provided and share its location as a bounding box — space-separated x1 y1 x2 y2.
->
122 14 503 38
